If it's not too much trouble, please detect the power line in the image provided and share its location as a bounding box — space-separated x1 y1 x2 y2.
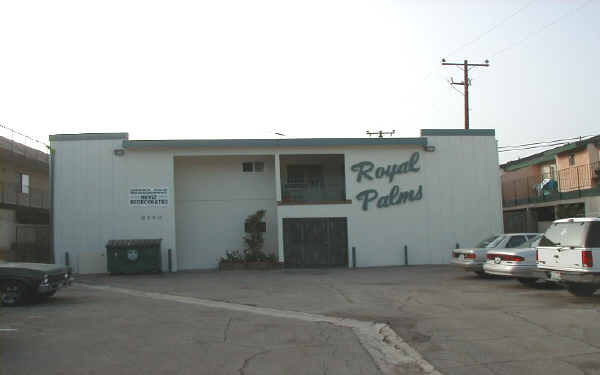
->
491 0 594 58
0 123 50 149
445 0 538 58
422 0 539 81
498 142 571 153
498 135 595 150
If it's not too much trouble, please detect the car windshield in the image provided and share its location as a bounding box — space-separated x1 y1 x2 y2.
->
476 235 500 248
519 235 541 248
539 222 588 247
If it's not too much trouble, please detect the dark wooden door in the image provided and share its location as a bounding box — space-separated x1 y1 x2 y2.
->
283 218 348 268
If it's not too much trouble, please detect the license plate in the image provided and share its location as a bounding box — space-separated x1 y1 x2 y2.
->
458 254 465 261
550 271 562 281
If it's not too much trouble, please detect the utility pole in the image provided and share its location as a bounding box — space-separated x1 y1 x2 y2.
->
366 130 395 138
441 59 489 130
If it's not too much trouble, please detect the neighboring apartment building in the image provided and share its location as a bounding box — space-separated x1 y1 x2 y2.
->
0 135 51 262
51 129 503 274
500 135 600 233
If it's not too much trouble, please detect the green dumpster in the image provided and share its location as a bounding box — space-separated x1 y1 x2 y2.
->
106 239 162 274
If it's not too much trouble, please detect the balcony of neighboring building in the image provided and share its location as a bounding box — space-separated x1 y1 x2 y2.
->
0 135 50 211
278 154 348 205
501 160 600 208
0 178 50 210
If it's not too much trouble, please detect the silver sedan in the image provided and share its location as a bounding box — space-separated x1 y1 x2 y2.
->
483 236 542 285
451 233 539 277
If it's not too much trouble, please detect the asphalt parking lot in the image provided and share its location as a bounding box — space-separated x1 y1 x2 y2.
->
2 265 600 375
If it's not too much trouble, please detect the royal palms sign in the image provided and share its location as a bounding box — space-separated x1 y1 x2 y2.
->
351 152 423 211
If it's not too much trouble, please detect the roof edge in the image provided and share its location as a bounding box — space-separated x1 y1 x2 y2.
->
421 129 495 136
122 137 428 149
50 133 129 142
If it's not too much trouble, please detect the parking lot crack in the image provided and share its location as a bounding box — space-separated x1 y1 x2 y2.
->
238 350 270 375
223 318 233 342
328 283 354 304
504 310 600 351
79 283 440 375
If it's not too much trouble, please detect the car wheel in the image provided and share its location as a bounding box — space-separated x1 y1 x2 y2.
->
475 271 489 278
517 278 537 286
566 283 598 297
0 281 29 307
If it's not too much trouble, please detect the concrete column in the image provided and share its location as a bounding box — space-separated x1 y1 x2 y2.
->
343 152 352 201
277 217 284 264
274 153 282 202
525 207 538 233
274 153 284 264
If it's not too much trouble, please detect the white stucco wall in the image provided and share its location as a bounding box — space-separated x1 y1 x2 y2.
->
174 155 277 269
52 138 176 273
277 135 503 267
52 131 503 273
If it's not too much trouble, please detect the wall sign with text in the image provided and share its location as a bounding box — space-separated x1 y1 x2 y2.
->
129 187 169 207
350 152 423 211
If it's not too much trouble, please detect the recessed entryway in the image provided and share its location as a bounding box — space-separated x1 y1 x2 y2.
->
282 217 348 268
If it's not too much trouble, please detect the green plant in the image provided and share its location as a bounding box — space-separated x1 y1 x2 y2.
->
243 209 266 261
219 250 244 263
219 210 278 265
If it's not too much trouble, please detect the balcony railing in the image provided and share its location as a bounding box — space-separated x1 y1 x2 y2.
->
502 161 600 207
0 181 49 210
281 183 346 203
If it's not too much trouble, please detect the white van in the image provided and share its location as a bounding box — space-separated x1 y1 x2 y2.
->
537 217 600 296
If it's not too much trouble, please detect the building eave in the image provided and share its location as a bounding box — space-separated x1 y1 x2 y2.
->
121 137 428 150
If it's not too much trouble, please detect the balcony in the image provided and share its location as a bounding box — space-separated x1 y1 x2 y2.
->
502 161 600 208
0 181 50 210
282 183 346 203
279 154 348 204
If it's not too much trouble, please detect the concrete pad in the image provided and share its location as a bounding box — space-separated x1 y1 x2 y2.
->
14 265 600 375
0 286 381 375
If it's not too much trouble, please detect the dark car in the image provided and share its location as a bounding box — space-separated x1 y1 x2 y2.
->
0 262 73 306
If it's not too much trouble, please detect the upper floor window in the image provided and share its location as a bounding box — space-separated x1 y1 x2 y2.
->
569 154 575 166
18 173 30 194
242 161 264 173
242 162 254 172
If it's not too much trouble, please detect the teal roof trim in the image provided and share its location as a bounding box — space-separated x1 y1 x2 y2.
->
421 129 495 136
50 133 129 141
122 137 428 149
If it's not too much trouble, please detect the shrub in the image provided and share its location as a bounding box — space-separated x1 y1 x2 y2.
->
218 209 277 265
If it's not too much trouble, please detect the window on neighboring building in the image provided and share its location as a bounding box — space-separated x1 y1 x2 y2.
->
242 162 253 172
569 154 575 166
254 161 264 172
18 173 30 194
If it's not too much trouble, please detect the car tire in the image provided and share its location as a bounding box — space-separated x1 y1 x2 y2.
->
566 283 598 297
475 271 489 278
517 278 537 286
0 280 29 307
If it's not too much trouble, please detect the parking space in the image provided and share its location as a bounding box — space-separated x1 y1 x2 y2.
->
2 265 600 374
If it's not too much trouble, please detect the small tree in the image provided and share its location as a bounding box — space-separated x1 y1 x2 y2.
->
243 209 266 262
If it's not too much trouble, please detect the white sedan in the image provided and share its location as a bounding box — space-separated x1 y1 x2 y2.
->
451 233 539 277
483 235 542 285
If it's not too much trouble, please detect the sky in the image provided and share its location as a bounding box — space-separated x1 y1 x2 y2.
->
0 0 598 163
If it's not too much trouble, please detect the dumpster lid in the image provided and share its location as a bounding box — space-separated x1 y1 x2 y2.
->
106 239 162 248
